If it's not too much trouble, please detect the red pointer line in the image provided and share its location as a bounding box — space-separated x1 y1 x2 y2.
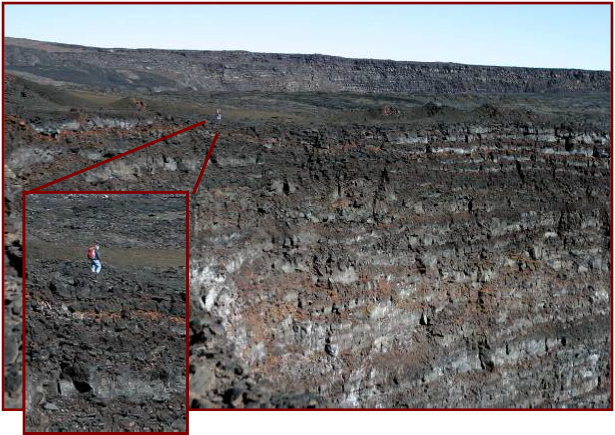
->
31 120 208 192
193 133 219 194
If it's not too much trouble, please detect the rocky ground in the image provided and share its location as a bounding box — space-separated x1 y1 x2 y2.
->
3 39 612 409
23 194 186 430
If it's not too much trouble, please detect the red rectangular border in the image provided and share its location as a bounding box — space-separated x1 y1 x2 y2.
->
20 191 189 433
1 0 612 413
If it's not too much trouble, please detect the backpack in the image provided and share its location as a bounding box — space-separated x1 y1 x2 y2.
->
87 247 96 260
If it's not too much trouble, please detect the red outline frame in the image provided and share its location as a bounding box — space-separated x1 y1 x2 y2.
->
193 134 218 194
21 190 189 434
1 0 612 415
0 1 614 4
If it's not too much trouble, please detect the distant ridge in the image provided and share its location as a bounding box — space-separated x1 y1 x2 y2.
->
4 37 610 94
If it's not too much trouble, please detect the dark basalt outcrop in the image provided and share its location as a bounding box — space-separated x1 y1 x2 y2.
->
3 40 612 410
5 37 610 94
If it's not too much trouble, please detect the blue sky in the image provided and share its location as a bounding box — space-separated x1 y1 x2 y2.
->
4 3 610 70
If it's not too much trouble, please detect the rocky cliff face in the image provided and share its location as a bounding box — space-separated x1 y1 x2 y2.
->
5 37 610 94
188 121 611 408
3 41 612 409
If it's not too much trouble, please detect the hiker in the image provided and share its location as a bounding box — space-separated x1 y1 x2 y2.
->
87 245 102 273
216 108 222 121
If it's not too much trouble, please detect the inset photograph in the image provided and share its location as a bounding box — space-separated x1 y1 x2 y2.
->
24 193 186 432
